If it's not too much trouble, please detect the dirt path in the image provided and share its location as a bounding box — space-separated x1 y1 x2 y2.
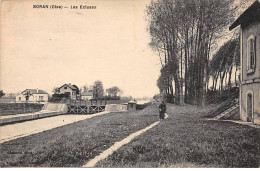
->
0 111 110 143
83 113 168 167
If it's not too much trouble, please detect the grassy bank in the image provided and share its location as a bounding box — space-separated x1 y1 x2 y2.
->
0 103 43 116
1 103 259 167
96 104 260 168
0 105 158 167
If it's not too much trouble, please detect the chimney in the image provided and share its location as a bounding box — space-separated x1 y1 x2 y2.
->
37 88 39 93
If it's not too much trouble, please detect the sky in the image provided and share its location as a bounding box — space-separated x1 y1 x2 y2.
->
0 0 255 98
0 0 161 98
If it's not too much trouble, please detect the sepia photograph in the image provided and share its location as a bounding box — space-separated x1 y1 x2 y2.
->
0 0 259 168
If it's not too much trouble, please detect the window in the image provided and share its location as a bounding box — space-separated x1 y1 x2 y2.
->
19 97 21 101
64 86 67 89
39 96 44 101
247 35 256 74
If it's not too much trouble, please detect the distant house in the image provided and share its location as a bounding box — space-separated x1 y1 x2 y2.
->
229 0 260 124
16 89 48 103
81 91 93 100
58 83 78 100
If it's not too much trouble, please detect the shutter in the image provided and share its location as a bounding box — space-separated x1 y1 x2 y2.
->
250 39 254 68
252 36 256 69
247 39 250 70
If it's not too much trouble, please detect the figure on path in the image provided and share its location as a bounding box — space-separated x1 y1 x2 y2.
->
159 101 166 121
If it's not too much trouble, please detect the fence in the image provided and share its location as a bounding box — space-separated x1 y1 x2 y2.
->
68 105 106 114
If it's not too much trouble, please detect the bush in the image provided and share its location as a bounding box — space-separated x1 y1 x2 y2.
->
0 103 44 110
205 87 239 105
165 94 175 104
93 96 121 100
50 93 70 102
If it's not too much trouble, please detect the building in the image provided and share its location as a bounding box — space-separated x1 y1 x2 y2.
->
16 89 48 103
229 0 260 124
58 83 78 100
81 91 93 100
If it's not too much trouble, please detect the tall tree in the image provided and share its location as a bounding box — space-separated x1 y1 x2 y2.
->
146 0 235 105
210 36 240 90
106 86 122 97
93 80 104 99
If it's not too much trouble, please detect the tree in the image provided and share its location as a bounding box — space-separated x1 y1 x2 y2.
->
210 36 240 91
93 80 104 99
106 86 122 97
146 0 235 105
83 85 88 92
23 91 33 102
52 87 60 94
0 90 5 98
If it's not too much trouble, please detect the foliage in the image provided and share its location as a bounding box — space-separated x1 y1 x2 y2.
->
205 87 239 105
93 80 104 99
51 93 70 102
146 0 236 105
92 95 121 100
0 103 43 116
0 90 5 98
80 85 89 93
106 86 123 97
153 94 160 101
23 91 33 101
52 87 60 94
210 37 240 90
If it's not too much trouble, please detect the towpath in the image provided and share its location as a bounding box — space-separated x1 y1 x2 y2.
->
0 111 110 143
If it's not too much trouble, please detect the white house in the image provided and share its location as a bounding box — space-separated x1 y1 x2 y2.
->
16 89 48 103
229 0 260 124
58 83 77 100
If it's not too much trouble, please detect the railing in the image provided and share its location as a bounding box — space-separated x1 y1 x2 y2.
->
68 99 128 106
68 105 105 114
214 102 239 120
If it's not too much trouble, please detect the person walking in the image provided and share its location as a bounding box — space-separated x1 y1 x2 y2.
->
159 100 166 121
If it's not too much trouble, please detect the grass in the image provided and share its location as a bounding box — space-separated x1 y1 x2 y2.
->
0 105 159 167
96 104 260 168
0 103 259 167
0 103 43 116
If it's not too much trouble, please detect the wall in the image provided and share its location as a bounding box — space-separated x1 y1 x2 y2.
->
240 21 260 124
16 94 48 103
241 21 260 81
240 83 260 124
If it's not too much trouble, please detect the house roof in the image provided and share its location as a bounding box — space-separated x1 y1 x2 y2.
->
81 91 93 96
59 83 77 90
229 0 260 30
21 89 48 94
